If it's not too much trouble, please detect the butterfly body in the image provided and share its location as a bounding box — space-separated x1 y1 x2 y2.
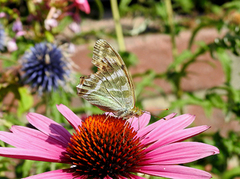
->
77 39 143 119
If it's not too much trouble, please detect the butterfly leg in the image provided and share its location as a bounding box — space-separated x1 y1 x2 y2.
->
104 113 111 123
122 121 130 143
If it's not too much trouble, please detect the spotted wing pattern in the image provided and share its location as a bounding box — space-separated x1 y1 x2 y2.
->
77 39 139 118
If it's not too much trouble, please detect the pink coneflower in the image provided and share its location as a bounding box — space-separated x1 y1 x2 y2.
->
7 39 18 52
0 105 219 178
44 18 58 30
74 0 90 14
12 19 26 37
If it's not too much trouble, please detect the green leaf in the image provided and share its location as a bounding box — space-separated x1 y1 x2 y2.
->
215 48 232 83
170 93 213 116
45 31 54 42
119 51 138 68
22 160 34 177
173 0 194 13
36 161 51 174
135 70 156 98
52 16 72 34
188 19 224 49
48 89 71 123
17 87 33 117
168 50 193 70
1 55 18 68
94 0 104 19
223 1 240 9
206 93 225 109
119 0 132 14
222 166 240 179
155 2 168 21
119 0 132 8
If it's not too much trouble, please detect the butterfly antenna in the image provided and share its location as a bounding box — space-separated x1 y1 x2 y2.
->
151 113 167 120
147 108 169 112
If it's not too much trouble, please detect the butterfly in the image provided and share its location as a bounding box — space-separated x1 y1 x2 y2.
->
76 39 143 119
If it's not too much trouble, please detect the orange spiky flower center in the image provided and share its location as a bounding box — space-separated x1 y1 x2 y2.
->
65 114 145 178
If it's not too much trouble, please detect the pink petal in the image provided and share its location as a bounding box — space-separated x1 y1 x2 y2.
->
10 125 68 148
117 176 128 179
16 31 26 37
164 113 178 120
0 132 29 148
23 169 85 179
7 39 18 52
44 19 58 30
137 113 177 137
140 114 195 144
56 104 82 130
68 22 81 33
0 12 6 18
142 142 219 165
128 112 151 131
0 148 65 162
138 165 212 179
27 113 71 145
0 131 65 153
75 0 90 14
119 176 127 179
144 125 209 152
129 174 146 179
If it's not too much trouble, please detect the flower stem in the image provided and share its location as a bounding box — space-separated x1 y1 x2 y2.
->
165 0 183 113
110 0 126 51
26 0 41 39
0 55 18 64
165 0 177 60
44 92 51 117
46 7 56 20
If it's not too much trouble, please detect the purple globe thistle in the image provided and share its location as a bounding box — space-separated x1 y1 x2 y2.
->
12 19 25 37
0 23 5 51
12 20 23 32
21 42 72 94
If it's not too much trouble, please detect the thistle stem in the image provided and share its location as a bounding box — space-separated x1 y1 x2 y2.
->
165 0 177 60
110 0 126 51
